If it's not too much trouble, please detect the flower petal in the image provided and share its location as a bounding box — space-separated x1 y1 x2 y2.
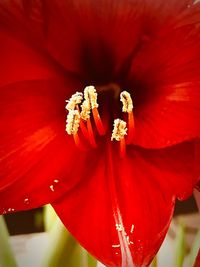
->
0 0 195 85
0 20 62 87
128 3 200 148
45 0 142 80
0 78 97 213
40 0 192 83
52 141 199 267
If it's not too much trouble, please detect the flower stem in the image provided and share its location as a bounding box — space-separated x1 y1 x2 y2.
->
189 229 200 267
0 216 18 267
174 223 185 267
150 256 157 267
43 205 57 232
41 207 97 267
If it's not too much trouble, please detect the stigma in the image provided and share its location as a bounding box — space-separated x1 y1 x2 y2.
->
65 86 134 157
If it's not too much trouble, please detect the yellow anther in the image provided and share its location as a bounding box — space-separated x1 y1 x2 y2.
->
65 92 83 111
84 86 99 109
111 119 127 141
80 100 91 121
80 86 99 121
66 110 81 135
120 91 133 113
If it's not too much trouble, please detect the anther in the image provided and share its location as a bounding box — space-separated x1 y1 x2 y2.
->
84 86 98 109
80 86 105 136
111 119 127 158
80 99 91 121
111 119 127 141
65 92 83 111
80 86 98 121
66 110 80 135
73 103 89 140
66 110 83 148
120 91 134 143
120 91 133 113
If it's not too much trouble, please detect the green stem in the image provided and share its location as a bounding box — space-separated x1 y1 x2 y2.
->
189 229 200 267
43 205 57 232
41 216 97 267
174 223 185 267
150 256 157 267
0 216 18 267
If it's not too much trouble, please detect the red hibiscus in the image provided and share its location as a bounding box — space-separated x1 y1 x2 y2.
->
0 1 200 266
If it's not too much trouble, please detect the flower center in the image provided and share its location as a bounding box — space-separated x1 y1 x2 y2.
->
65 85 134 157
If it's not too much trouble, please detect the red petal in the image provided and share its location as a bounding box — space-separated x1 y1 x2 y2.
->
0 78 93 213
0 23 62 87
53 141 199 267
41 0 193 82
194 249 200 267
0 0 195 84
129 3 200 148
41 0 143 80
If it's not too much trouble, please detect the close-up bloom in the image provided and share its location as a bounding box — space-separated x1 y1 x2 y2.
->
0 0 200 266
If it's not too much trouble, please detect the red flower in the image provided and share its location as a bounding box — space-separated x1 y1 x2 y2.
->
0 0 200 266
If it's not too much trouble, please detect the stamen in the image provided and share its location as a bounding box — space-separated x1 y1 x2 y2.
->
120 91 133 113
80 99 91 121
119 137 126 158
111 119 127 141
87 118 97 148
120 91 134 143
65 86 135 153
84 86 98 109
127 112 134 144
111 119 127 158
81 86 105 135
66 110 81 135
79 119 89 139
73 133 81 147
74 104 89 140
65 92 83 111
92 107 105 135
